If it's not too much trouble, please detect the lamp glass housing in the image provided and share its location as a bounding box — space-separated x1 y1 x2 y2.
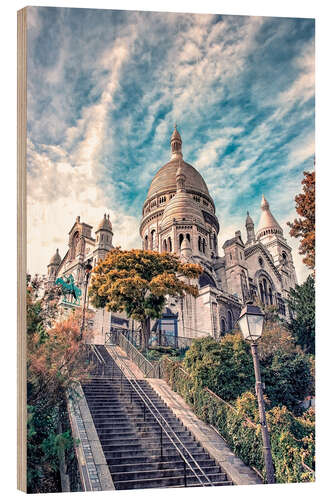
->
238 304 264 342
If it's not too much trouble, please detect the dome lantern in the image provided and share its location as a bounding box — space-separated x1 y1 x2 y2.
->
170 124 183 159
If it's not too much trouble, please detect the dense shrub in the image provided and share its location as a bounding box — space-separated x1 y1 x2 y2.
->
183 335 313 413
183 335 254 400
162 358 315 483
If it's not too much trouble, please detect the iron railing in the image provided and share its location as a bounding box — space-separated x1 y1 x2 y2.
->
106 330 164 378
89 344 216 487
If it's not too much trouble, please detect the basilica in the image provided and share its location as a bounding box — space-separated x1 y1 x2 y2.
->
47 126 298 340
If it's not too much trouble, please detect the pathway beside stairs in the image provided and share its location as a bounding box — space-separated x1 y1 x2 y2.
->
105 345 262 487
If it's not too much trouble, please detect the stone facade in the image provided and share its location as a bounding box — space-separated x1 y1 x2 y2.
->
46 213 113 290
47 126 298 341
140 126 297 338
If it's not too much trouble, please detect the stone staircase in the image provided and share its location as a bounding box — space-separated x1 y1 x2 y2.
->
81 345 233 490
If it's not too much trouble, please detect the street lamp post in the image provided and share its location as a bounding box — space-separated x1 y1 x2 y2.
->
237 302 275 484
79 259 93 341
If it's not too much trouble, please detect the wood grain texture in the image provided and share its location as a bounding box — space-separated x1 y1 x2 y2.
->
17 6 27 493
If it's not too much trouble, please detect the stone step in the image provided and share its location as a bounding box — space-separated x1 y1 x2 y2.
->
82 347 232 490
101 441 201 454
109 458 219 473
114 473 232 490
104 448 211 461
100 436 201 449
91 416 181 425
98 429 191 440
111 466 226 483
96 422 187 433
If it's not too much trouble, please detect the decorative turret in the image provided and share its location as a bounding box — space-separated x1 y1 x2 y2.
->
170 124 183 159
95 214 113 257
97 213 113 233
47 248 61 279
49 248 61 266
245 211 255 245
256 195 283 241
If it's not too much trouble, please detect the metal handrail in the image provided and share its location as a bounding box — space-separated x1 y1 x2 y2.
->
106 345 215 487
111 331 157 377
89 345 215 487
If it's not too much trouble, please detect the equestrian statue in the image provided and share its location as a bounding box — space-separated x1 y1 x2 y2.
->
55 274 82 305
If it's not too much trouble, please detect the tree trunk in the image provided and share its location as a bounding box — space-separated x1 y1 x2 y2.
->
141 317 151 350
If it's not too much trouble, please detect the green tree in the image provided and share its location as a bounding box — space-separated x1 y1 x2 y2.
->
286 275 315 354
89 249 202 349
261 350 312 413
287 170 315 272
183 332 313 412
183 335 255 401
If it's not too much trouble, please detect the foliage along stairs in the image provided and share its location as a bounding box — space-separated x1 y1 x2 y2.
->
81 345 233 490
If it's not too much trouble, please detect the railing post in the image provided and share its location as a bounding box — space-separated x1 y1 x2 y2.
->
160 425 163 459
120 372 123 394
183 460 187 487
130 387 133 405
143 403 146 422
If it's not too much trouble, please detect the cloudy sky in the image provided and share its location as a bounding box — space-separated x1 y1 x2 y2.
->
27 7 314 283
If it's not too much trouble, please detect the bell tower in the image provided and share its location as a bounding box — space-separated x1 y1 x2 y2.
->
94 214 113 263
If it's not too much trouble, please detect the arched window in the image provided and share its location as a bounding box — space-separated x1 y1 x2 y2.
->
259 282 264 303
179 233 184 248
241 272 248 301
202 239 206 254
144 235 148 250
151 229 156 250
220 318 226 336
72 231 79 258
269 287 273 305
168 237 172 252
213 233 217 251
186 233 191 242
263 279 268 304
227 311 233 332
163 240 167 252
198 236 202 252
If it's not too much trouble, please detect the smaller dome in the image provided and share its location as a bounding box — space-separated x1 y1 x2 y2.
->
160 166 205 229
160 191 205 229
49 248 61 266
97 213 113 232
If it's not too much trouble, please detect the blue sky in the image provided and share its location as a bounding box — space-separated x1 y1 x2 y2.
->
26 7 315 282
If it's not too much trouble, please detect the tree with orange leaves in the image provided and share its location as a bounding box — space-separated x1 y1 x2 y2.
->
89 248 203 349
287 170 315 272
26 276 92 492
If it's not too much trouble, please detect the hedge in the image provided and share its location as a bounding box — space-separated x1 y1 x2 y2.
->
162 357 315 483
